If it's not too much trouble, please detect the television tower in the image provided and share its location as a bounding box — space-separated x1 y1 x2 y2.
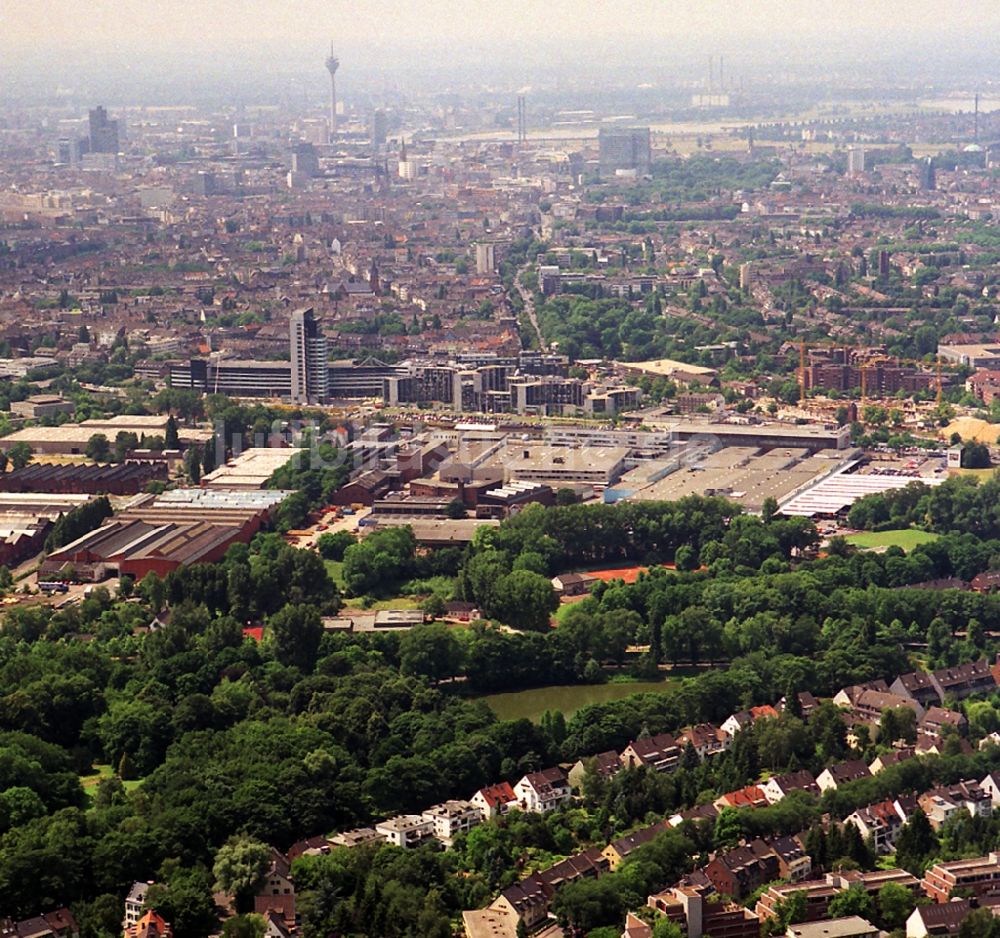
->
325 43 340 134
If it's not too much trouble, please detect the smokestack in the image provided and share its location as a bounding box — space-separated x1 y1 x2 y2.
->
719 55 725 92
708 55 714 92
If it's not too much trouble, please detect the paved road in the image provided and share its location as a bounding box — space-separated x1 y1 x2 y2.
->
515 267 545 350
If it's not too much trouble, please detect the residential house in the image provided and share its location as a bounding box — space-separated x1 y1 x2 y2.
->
770 835 812 882
375 814 434 848
905 899 975 938
470 781 519 819
832 680 890 709
721 710 754 737
514 768 572 813
668 801 720 828
844 800 907 854
890 671 941 709
487 849 607 930
980 772 1000 809
489 878 549 930
253 849 295 926
915 733 973 757
931 659 997 701
124 912 172 938
422 800 482 846
677 723 730 760
0 911 79 938
567 750 621 791
761 770 820 805
918 780 992 829
123 883 152 931
620 733 681 774
786 918 878 938
714 784 770 811
329 827 381 848
869 747 915 775
778 691 819 718
602 820 671 871
838 688 924 729
287 835 333 860
816 760 872 792
260 911 293 938
702 840 780 900
550 572 594 596
756 870 920 925
919 706 968 741
971 571 1000 593
922 854 1000 903
648 886 760 938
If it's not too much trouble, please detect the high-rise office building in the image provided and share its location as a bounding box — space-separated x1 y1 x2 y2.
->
371 109 388 146
847 146 866 177
88 106 119 154
325 44 339 135
598 127 651 175
291 142 320 177
290 308 329 404
918 157 936 191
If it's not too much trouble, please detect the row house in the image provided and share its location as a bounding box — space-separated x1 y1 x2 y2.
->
0 911 79 938
488 848 608 929
922 854 1000 903
835 687 925 727
892 659 997 707
756 870 920 925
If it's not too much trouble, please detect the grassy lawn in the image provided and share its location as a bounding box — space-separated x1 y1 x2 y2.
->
323 560 345 589
844 529 940 552
80 764 142 805
480 677 682 722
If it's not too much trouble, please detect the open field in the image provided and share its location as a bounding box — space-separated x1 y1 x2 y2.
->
844 529 940 551
480 677 683 722
80 764 142 804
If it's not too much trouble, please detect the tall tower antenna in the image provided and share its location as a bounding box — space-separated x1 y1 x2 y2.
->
975 92 980 142
325 42 340 135
719 55 725 91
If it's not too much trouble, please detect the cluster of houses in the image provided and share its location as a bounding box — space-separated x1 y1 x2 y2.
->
0 910 80 938
458 658 1000 938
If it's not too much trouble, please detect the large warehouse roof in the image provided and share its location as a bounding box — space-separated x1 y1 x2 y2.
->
779 470 944 517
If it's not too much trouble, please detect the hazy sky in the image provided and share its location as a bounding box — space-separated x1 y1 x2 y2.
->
2 0 999 101
3 0 998 50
